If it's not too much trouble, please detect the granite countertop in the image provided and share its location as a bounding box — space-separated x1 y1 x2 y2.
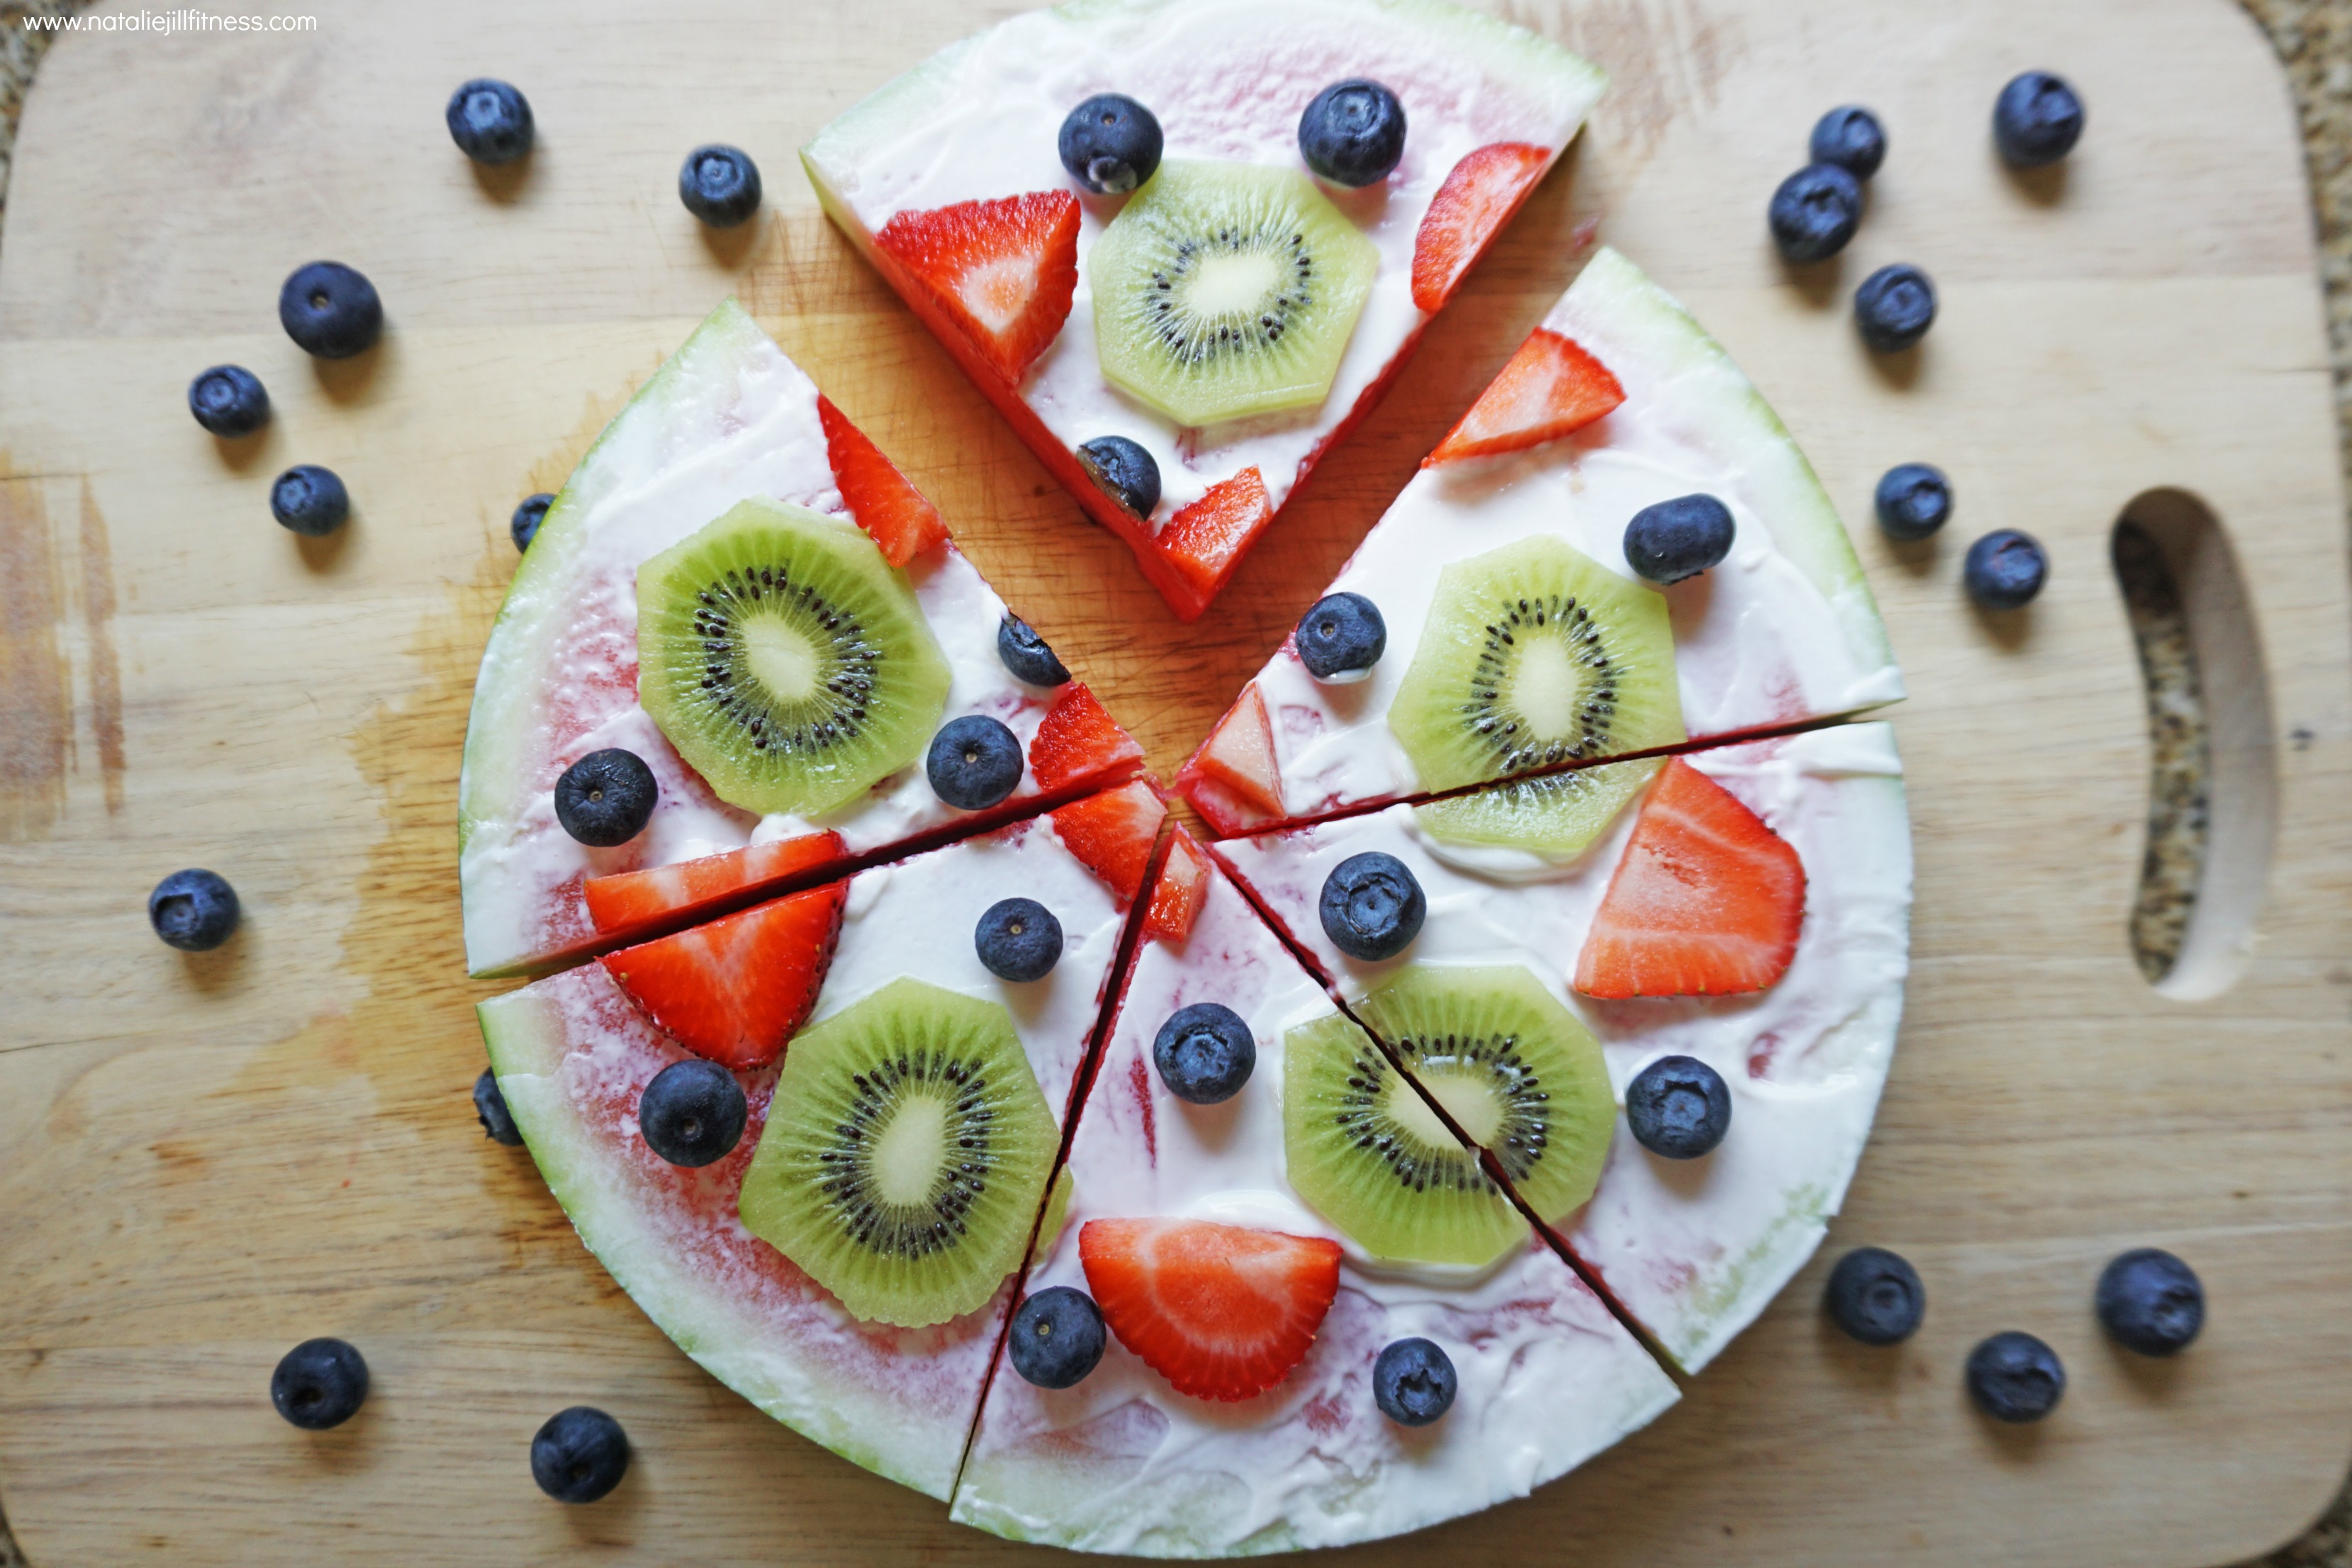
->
0 1 2346 1564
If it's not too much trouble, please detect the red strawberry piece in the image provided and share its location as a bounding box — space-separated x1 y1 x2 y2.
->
1079 1217 1343 1402
815 395 948 566
1051 780 1166 906
598 882 846 1069
873 192 1080 385
1573 758 1805 999
1146 828 1210 945
1424 327 1625 467
1156 469 1272 603
1189 682 1282 821
1411 142 1552 313
1029 683 1146 793
583 831 846 939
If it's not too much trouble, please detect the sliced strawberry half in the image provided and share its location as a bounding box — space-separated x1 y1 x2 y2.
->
583 831 846 939
1080 1217 1343 1402
1156 469 1272 607
1029 683 1146 793
1424 327 1625 466
1189 683 1282 821
1411 142 1551 313
815 394 948 566
1146 828 1210 945
1573 758 1805 999
1051 780 1166 907
599 882 846 1069
873 191 1080 386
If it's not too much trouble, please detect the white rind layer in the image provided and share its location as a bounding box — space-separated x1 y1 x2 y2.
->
1214 723 1913 1372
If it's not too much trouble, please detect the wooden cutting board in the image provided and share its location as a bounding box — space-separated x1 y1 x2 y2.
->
3 0 2348 1562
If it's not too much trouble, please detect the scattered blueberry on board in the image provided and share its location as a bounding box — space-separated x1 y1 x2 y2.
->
1294 592 1387 682
446 78 534 165
1625 493 1735 584
997 615 1072 688
1298 79 1407 188
553 748 659 846
1767 163 1863 265
1153 1002 1257 1105
1058 94 1164 195
1874 463 1952 541
1854 262 1937 352
271 1338 369 1430
1009 1286 1107 1389
511 493 554 553
1624 1055 1732 1160
1966 1331 2066 1423
1964 529 2048 610
976 897 1063 982
148 868 240 952
187 364 269 437
1994 71 2085 169
638 1058 749 1167
2096 1247 2205 1356
1318 851 1426 962
1076 435 1162 519
927 715 1025 810
678 144 762 228
1372 1338 1457 1427
279 261 383 360
1823 1246 1925 1345
474 1068 525 1147
1809 106 1886 180
271 464 350 537
530 1406 630 1503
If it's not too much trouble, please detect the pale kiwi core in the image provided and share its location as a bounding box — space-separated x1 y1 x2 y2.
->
1508 637 1596 742
1416 1068 1508 1149
870 1093 950 1206
741 613 826 705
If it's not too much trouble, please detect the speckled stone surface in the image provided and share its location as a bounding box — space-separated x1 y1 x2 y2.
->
0 1 2345 1564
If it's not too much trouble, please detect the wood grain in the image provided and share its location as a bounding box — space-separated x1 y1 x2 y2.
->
1 0 2348 1563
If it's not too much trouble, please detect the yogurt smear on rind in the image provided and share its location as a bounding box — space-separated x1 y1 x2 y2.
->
1211 723 1914 1373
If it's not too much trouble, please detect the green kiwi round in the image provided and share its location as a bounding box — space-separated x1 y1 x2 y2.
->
1413 756 1663 859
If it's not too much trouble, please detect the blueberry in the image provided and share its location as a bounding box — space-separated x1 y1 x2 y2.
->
678 144 761 228
148 868 240 952
976 897 1063 982
271 1338 369 1430
1854 263 1936 352
1964 529 2048 610
1153 1002 1256 1105
1298 79 1407 188
1318 852 1425 963
1766 163 1863 264
997 615 1071 688
1058 94 1163 196
511 493 554 552
1966 1331 2065 1423
279 261 383 359
1823 1246 1925 1345
530 1406 629 1503
1624 493 1735 584
1624 1055 1732 1160
1372 1338 1457 1426
1076 435 1161 519
1874 463 1951 541
445 78 534 164
927 715 1024 810
1295 592 1387 681
474 1068 525 1146
637 1058 748 1167
270 464 350 537
1809 106 1886 180
187 364 270 437
553 748 659 846
2096 1248 2205 1357
1994 72 2084 169
1009 1286 1108 1389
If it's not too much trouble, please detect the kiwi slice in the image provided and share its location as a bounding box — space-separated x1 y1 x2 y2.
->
1413 756 1663 859
1350 965 1615 1227
1089 160 1378 427
1283 1009 1528 1267
637 498 951 818
1389 534 1685 795
738 977 1056 1328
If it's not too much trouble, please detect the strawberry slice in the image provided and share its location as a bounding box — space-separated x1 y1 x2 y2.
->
873 192 1080 385
1424 327 1625 466
583 831 846 939
1146 828 1210 945
1573 758 1806 999
815 395 948 566
1029 683 1146 793
1411 142 1551 313
1080 1218 1343 1402
1156 469 1272 604
1189 682 1282 820
598 882 846 1069
1051 780 1166 906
